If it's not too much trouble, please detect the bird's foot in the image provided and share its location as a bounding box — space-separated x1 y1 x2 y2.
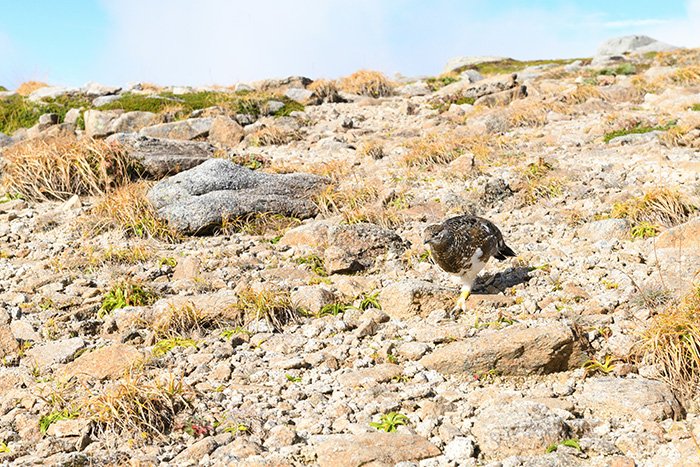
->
450 290 471 319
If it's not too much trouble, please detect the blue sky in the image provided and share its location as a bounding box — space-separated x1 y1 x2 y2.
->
1 0 698 88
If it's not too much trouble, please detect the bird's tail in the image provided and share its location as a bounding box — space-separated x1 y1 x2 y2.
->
493 242 516 261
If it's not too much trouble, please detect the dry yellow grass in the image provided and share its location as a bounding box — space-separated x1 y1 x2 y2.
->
357 139 385 160
83 372 191 439
308 79 343 103
660 124 700 148
506 99 561 127
668 66 700 86
225 288 300 331
1 136 137 201
640 287 700 403
340 70 394 98
402 131 507 167
654 48 700 67
86 181 181 242
611 188 696 228
517 158 566 205
152 302 220 337
560 84 603 105
304 159 353 183
249 126 301 146
15 80 49 96
219 212 301 236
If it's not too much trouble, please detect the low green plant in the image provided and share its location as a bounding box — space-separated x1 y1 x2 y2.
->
220 327 252 339
546 438 582 453
99 281 158 317
39 409 78 434
690 103 700 111
582 355 616 376
358 292 381 311
223 423 250 435
295 254 327 276
157 257 177 268
598 63 637 76
370 412 409 432
316 302 351 317
0 193 24 203
152 337 198 357
285 374 302 383
0 441 9 453
604 121 676 143
630 221 659 239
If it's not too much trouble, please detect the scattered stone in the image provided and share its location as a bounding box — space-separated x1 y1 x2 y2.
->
208 116 245 147
420 320 587 376
578 219 630 242
313 433 440 467
472 400 569 459
148 159 328 234
24 338 85 368
337 363 402 388
106 133 213 178
140 117 213 141
577 377 683 421
290 286 335 314
323 223 406 274
60 344 143 381
379 280 454 320
172 437 218 463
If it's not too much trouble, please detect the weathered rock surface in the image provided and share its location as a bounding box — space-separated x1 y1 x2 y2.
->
85 110 161 138
24 337 85 368
471 400 569 459
60 344 143 381
597 35 678 56
443 56 509 74
420 320 587 376
208 116 245 147
313 432 440 467
107 133 214 178
435 73 518 102
140 118 213 141
323 223 406 274
577 377 683 421
379 279 454 319
147 158 328 234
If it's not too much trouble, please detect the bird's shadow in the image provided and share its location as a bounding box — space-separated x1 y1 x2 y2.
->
475 266 532 294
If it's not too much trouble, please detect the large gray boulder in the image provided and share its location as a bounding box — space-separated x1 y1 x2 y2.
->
597 35 678 56
27 86 78 102
85 110 161 138
106 133 214 178
139 118 213 141
434 73 518 102
147 158 328 235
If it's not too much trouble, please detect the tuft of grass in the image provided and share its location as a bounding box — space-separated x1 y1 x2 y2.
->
561 84 602 105
401 132 506 167
582 355 616 377
603 121 676 143
225 288 301 331
640 287 700 402
357 139 385 160
0 441 8 453
153 302 219 337
152 337 198 357
425 74 460 91
315 302 352 318
668 66 700 86
101 244 154 264
518 158 565 205
0 136 138 201
99 280 158 318
358 292 381 311
630 221 659 239
83 372 191 438
340 70 394 98
295 254 328 277
308 79 343 103
219 212 301 237
692 104 700 112
370 412 409 432
248 126 301 146
39 409 78 434
220 326 252 339
87 181 181 242
546 438 582 454
16 81 49 96
598 63 637 76
611 188 696 228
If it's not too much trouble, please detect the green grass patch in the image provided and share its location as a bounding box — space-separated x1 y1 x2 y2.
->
691 103 700 111
598 63 637 76
604 121 677 143
0 85 8 92
0 94 91 134
39 409 78 434
425 74 460 91
152 337 198 357
370 412 408 432
546 438 582 453
99 280 158 318
454 58 582 76
99 91 303 120
630 221 659 239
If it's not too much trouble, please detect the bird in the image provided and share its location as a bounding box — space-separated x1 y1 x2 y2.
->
423 215 515 317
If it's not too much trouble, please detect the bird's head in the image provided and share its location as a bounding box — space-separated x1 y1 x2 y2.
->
423 224 453 251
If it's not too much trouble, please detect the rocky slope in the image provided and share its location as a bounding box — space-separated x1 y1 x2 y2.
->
0 36 699 466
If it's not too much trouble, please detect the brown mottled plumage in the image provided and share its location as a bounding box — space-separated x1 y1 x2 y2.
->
423 215 515 314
